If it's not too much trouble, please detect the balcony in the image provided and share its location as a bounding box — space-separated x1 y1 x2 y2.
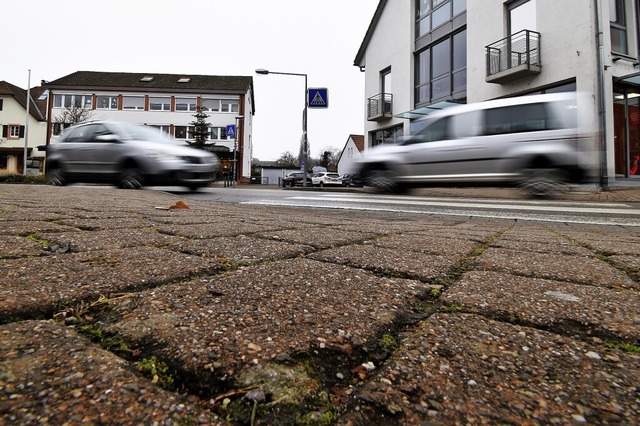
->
485 30 541 84
367 93 393 121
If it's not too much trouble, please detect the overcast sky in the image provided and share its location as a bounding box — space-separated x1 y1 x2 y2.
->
1 0 379 161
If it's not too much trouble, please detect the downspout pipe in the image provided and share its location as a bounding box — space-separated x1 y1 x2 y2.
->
595 0 609 191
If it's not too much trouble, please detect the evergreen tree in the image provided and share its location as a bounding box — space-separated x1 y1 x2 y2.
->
186 105 212 150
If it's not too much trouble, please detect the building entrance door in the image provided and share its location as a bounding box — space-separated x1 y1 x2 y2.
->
613 88 640 178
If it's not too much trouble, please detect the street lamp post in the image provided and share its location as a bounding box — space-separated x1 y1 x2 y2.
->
232 115 244 187
255 68 308 187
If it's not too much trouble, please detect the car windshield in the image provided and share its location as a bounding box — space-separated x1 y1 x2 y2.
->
116 123 175 143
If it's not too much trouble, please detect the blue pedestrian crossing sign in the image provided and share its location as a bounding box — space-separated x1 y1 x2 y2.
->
226 124 236 138
308 88 329 109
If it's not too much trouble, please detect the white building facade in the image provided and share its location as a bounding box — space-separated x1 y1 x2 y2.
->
45 72 255 182
355 0 640 185
0 81 47 174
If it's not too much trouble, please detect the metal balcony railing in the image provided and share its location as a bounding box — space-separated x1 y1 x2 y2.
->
367 93 393 121
486 30 541 83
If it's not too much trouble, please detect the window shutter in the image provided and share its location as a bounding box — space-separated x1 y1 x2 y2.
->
0 99 3 110
2 125 6 137
19 126 26 138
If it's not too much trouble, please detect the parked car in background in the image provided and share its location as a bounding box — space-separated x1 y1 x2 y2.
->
356 93 597 198
340 173 363 187
45 121 219 190
281 172 312 187
312 172 342 187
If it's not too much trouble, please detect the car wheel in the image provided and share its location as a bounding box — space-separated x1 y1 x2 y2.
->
520 168 567 199
289 180 295 187
118 167 144 190
47 166 67 186
320 181 325 188
366 167 402 193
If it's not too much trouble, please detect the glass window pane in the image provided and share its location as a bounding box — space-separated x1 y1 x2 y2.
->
416 17 431 37
416 84 431 104
174 126 187 139
123 96 144 110
432 1 451 29
510 0 536 34
432 39 451 78
203 99 220 111
453 69 467 93
416 0 431 19
54 95 63 108
453 30 467 70
431 75 451 100
611 27 628 54
453 0 466 16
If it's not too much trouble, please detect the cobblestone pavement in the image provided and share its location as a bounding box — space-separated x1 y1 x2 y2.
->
1 184 639 425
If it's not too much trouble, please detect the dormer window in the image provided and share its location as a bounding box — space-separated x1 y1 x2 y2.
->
139 76 154 82
177 77 191 83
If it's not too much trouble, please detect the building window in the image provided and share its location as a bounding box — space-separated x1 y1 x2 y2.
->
96 95 118 109
610 0 628 54
221 100 239 113
53 94 92 109
52 122 73 136
8 125 21 139
415 29 467 104
416 0 466 38
174 126 198 139
371 125 403 148
202 98 220 112
175 98 197 112
122 96 145 110
508 0 537 35
149 97 171 111
149 125 171 134
210 127 229 140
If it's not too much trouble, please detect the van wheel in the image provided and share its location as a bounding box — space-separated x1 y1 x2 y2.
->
47 167 67 186
521 168 567 199
118 167 144 189
366 168 403 193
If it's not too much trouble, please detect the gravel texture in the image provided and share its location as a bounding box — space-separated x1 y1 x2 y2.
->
1 184 639 425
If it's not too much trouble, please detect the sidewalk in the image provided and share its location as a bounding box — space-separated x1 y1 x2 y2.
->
1 185 639 425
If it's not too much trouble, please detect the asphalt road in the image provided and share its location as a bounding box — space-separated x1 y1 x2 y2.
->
180 185 640 227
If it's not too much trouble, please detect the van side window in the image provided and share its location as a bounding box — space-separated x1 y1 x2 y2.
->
483 103 559 135
412 117 451 143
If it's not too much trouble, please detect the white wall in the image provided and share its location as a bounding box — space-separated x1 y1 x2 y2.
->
467 0 599 102
337 137 363 175
362 0 414 143
0 96 47 170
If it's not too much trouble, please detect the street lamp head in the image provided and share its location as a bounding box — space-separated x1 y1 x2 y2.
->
255 69 269 75
235 115 245 120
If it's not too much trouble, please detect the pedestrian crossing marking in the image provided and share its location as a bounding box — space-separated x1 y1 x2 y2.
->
310 91 326 106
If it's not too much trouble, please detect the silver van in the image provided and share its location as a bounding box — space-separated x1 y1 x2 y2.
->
356 93 597 197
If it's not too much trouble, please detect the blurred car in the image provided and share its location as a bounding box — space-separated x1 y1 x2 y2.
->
45 121 219 190
312 172 342 187
356 93 597 198
281 172 312 187
340 173 363 187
